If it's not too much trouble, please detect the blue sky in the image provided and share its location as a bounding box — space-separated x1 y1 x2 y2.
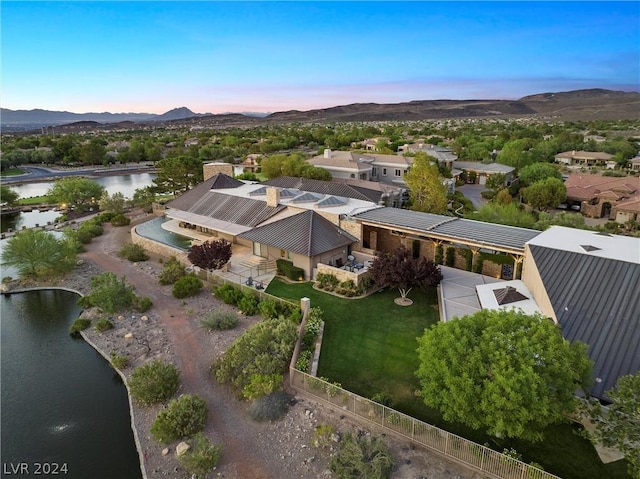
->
2 1 639 114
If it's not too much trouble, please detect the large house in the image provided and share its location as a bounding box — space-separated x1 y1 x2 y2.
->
308 149 412 185
564 174 640 218
555 150 614 169
155 168 640 401
452 161 515 186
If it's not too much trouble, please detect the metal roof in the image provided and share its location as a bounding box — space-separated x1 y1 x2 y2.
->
262 176 380 202
167 190 285 227
238 210 357 257
529 244 640 399
353 208 541 253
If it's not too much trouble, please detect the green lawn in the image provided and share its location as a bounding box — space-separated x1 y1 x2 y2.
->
266 278 630 479
0 168 26 177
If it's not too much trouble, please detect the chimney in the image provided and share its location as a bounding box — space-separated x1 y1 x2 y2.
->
266 187 280 207
324 148 332 159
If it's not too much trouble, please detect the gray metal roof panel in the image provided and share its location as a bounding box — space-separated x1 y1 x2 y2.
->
353 208 540 252
529 244 640 399
262 176 377 202
239 210 357 256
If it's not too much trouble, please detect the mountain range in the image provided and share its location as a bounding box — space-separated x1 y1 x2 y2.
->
2 89 638 132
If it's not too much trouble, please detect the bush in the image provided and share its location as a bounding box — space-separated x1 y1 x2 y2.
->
110 352 129 369
172 273 203 298
330 433 393 479
242 373 283 400
248 392 293 422
178 433 222 477
213 317 298 392
445 247 455 267
129 360 180 406
188 239 232 270
110 214 131 226
295 350 312 373
370 392 393 407
78 272 136 313
302 307 323 349
316 273 340 291
95 318 114 332
238 291 259 316
159 256 186 285
69 317 91 337
258 298 296 320
96 211 117 223
151 394 207 443
276 259 304 281
118 243 149 262
312 424 336 448
213 284 243 305
201 310 239 330
132 295 153 312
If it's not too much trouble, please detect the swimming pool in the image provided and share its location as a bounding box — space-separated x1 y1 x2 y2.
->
135 217 192 251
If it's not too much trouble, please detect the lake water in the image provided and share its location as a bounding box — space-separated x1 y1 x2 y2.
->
0 290 142 479
1 173 156 232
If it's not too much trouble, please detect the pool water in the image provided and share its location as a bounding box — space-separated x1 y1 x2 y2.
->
135 217 192 251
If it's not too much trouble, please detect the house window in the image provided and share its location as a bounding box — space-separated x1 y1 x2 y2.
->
395 169 402 177
382 168 387 176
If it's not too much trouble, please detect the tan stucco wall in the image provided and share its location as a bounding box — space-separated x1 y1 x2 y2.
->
203 162 234 180
521 245 557 322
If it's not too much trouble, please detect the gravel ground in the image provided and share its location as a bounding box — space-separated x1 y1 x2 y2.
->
13 213 482 479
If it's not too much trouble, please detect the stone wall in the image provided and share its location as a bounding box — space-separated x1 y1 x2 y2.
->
132 226 189 264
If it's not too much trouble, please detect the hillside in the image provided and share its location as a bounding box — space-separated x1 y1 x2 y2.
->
2 89 638 132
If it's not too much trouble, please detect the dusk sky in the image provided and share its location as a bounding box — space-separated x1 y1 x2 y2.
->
2 1 639 115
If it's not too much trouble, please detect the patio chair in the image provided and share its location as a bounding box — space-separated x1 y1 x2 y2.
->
245 276 253 286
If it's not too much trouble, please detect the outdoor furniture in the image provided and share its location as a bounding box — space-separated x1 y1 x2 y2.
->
245 276 253 286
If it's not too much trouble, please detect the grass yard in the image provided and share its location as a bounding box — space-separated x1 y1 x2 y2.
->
0 168 26 177
266 278 630 479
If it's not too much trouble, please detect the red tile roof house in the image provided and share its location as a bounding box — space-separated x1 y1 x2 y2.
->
564 174 640 218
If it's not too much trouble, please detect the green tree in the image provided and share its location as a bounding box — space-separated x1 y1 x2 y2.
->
1 185 20 206
78 272 136 313
416 309 593 442
47 177 105 211
485 173 506 195
77 139 107 165
518 162 562 187
99 191 126 214
1 229 77 279
522 177 567 211
404 153 448 214
584 373 640 478
467 202 537 229
132 187 156 213
152 156 204 196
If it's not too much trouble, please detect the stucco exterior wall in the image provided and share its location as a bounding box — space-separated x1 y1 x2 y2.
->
203 162 234 180
521 245 557 322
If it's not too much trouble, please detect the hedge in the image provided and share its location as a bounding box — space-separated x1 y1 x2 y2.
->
276 259 304 281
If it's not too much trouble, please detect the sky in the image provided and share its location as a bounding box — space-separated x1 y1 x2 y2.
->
2 1 639 114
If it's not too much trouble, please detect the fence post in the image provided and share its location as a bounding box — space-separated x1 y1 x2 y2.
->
411 419 415 441
445 432 449 456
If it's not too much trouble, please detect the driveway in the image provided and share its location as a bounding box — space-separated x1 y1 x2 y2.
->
456 184 487 210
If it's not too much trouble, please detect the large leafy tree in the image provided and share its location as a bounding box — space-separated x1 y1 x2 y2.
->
584 373 640 478
518 162 562 187
522 177 566 211
416 309 593 442
47 177 105 211
152 155 204 196
1 185 20 206
1 229 77 279
369 245 442 304
99 191 126 215
404 153 448 214
260 153 331 180
188 239 232 270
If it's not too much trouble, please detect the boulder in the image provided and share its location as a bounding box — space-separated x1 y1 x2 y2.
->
124 332 134 340
161 448 170 456
176 441 190 457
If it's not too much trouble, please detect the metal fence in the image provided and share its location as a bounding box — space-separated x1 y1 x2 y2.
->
289 369 561 479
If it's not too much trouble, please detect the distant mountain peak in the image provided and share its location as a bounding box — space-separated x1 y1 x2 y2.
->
156 107 197 121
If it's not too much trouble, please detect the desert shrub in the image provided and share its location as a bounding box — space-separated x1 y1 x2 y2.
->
242 373 283 400
151 394 207 443
110 352 129 369
288 306 303 324
312 424 336 448
132 295 153 312
188 239 232 270
201 310 239 330
118 242 148 262
336 279 357 297
248 392 292 422
69 317 91 337
96 211 117 223
370 392 393 408
213 317 298 392
295 350 312 373
481 190 496 199
159 256 186 285
330 433 393 479
178 433 222 477
276 259 304 281
258 298 297 320
77 272 136 313
110 214 131 226
95 318 114 332
238 291 260 316
172 273 203 298
129 360 180 406
213 283 243 305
